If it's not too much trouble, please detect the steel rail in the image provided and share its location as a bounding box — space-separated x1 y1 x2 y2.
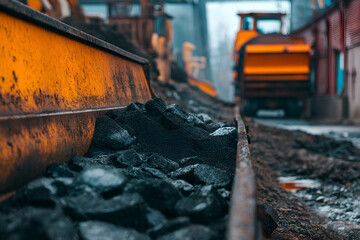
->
226 106 260 240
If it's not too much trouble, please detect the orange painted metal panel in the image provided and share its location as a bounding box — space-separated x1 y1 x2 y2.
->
245 74 309 81
0 0 153 193
188 76 218 97
244 52 310 75
246 44 311 53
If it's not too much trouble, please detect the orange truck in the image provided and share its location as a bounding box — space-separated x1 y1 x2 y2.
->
234 13 311 117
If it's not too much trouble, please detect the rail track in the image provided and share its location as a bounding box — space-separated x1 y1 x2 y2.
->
0 0 258 238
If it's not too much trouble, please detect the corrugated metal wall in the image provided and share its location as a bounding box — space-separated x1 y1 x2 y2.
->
346 0 360 48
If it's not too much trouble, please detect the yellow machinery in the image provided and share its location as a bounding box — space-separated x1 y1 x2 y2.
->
0 0 153 193
234 13 310 116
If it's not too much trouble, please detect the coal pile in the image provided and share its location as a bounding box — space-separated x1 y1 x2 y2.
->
0 98 236 240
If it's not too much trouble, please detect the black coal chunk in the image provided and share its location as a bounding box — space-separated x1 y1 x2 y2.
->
45 163 74 178
167 179 195 195
92 115 136 150
168 164 198 184
217 188 231 200
196 113 212 124
157 225 217 240
112 149 146 168
143 167 168 179
23 178 57 207
179 156 205 167
124 179 183 216
145 97 167 116
160 111 185 130
75 168 127 198
148 217 191 239
169 164 232 188
141 154 179 173
120 167 154 180
166 104 189 121
61 192 147 230
193 164 233 188
126 102 144 113
175 185 227 224
146 207 167 229
79 221 150 240
0 207 76 240
68 156 112 172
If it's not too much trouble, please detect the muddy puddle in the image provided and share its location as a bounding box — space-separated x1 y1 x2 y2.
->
279 176 360 238
278 176 321 191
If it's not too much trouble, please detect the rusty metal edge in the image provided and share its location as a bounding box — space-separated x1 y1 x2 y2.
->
226 106 258 240
0 105 128 121
0 0 148 65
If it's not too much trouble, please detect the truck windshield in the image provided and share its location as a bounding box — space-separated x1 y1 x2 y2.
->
256 19 281 34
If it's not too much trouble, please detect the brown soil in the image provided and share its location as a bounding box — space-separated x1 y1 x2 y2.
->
247 119 360 239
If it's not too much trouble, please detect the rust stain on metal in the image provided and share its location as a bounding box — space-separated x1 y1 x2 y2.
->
226 106 258 240
0 0 153 193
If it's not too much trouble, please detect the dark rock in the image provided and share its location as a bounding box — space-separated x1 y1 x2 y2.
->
210 127 237 138
75 168 127 198
186 113 204 126
148 217 191 238
166 104 189 121
50 178 76 197
45 163 74 178
193 164 233 188
85 148 116 158
92 115 136 150
217 188 231 200
143 167 168 179
126 102 143 112
124 179 183 216
135 102 146 111
168 179 195 195
62 192 147 230
170 164 232 188
68 156 112 172
0 207 76 240
196 113 212 124
169 164 198 184
175 185 227 224
179 156 205 167
145 98 166 116
141 154 179 173
112 149 146 168
120 167 154 180
208 122 234 132
146 207 167 229
79 221 150 240
158 225 217 240
257 203 279 238
24 178 57 207
160 111 185 130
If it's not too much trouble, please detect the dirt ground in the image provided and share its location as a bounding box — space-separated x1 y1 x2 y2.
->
247 120 360 239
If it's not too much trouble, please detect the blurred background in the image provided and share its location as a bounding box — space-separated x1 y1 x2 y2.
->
22 0 360 125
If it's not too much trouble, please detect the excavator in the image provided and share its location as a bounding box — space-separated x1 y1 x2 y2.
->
234 13 311 117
